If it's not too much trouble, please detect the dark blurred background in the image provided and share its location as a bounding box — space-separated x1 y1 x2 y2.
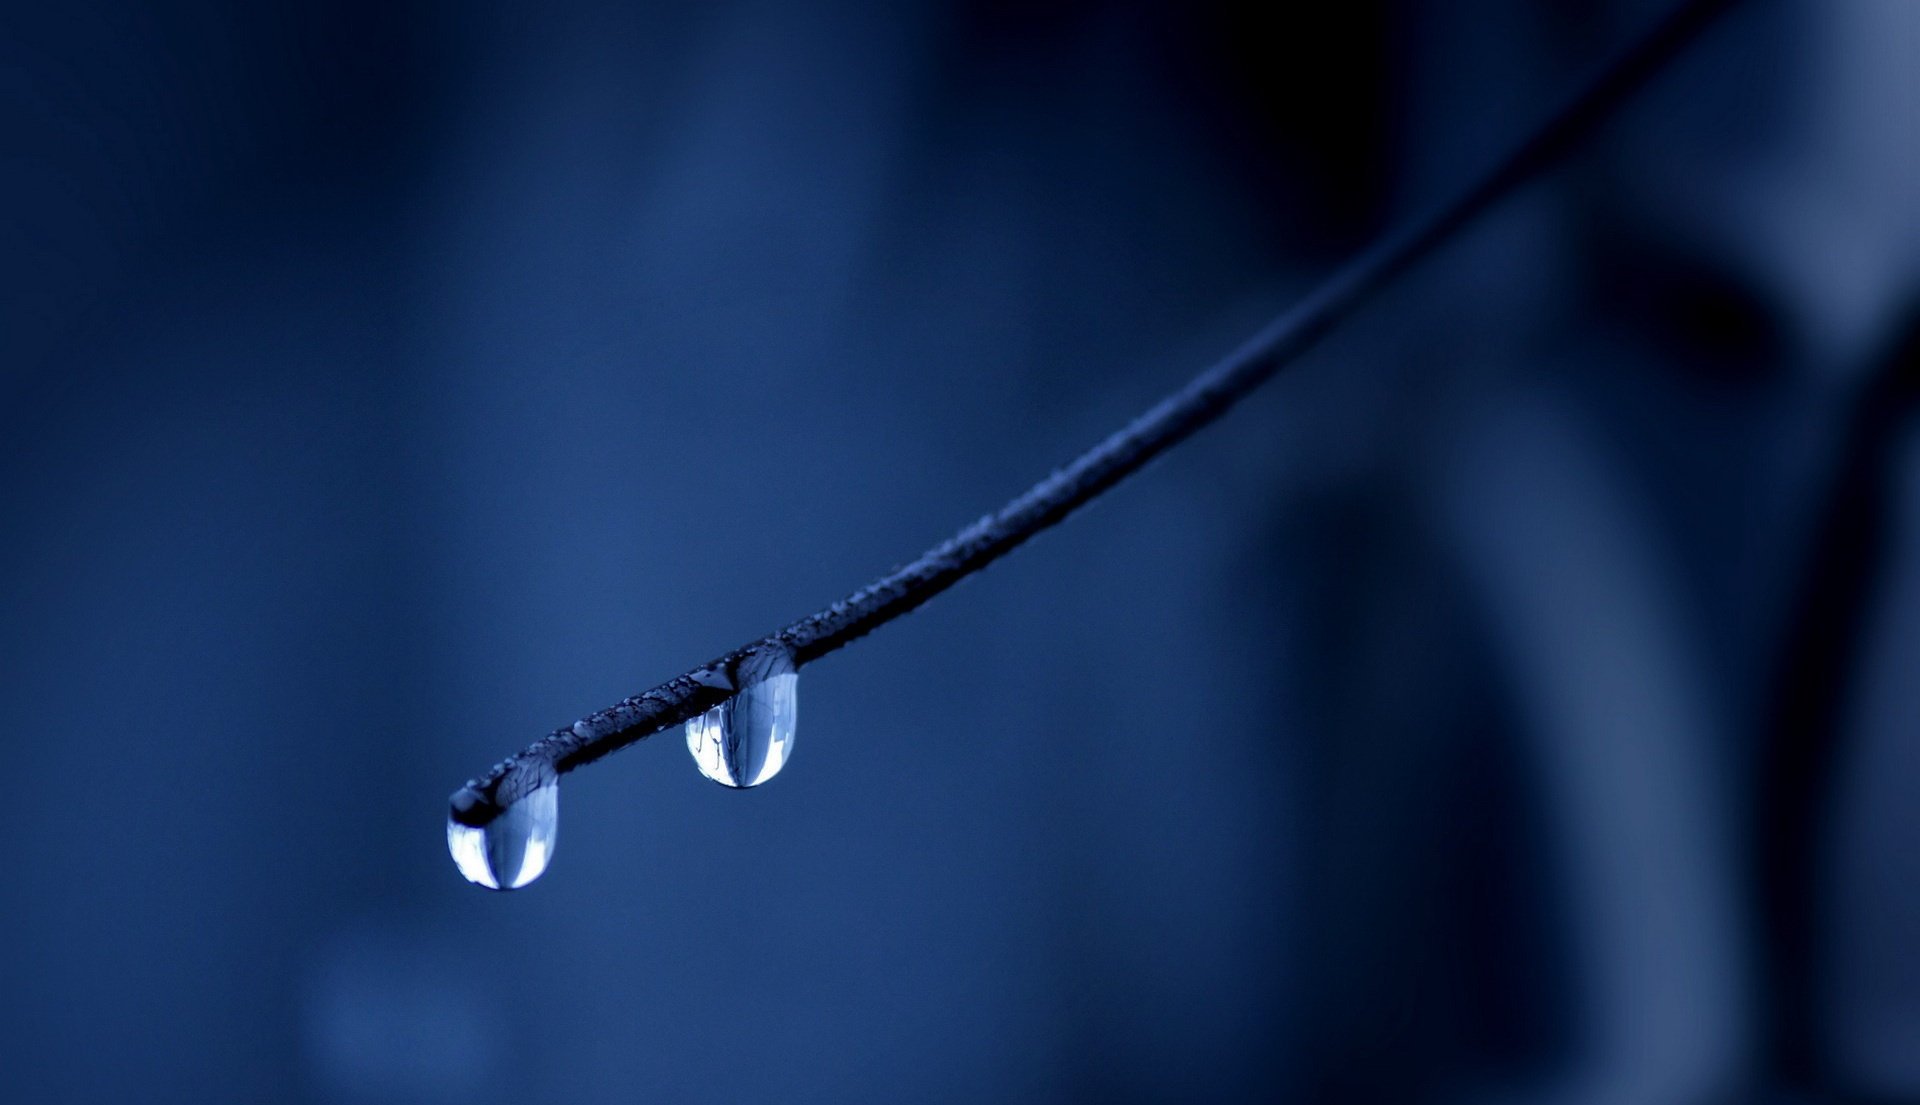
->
3 0 1917 1101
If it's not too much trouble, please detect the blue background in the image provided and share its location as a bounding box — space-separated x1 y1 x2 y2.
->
4 0 1917 1101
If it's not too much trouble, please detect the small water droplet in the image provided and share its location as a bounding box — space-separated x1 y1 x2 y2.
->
446 765 558 890
686 650 798 788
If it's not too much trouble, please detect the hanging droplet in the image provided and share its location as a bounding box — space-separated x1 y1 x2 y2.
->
686 648 798 788
446 763 559 890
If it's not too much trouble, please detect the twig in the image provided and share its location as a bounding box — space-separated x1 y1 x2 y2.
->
451 0 1747 824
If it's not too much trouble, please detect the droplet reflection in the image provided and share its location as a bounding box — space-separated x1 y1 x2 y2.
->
686 651 798 788
446 770 558 890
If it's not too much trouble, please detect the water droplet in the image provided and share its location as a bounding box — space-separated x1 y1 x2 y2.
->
686 650 798 788
446 765 558 890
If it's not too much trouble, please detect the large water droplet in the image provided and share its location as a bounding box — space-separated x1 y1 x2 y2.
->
686 650 798 788
446 766 558 890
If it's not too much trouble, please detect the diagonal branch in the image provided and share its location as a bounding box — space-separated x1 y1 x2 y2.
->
451 0 1747 825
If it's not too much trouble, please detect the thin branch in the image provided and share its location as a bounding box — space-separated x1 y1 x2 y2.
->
451 0 1747 823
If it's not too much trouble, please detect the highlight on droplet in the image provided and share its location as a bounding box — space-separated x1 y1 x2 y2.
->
446 765 559 890
686 648 798 788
